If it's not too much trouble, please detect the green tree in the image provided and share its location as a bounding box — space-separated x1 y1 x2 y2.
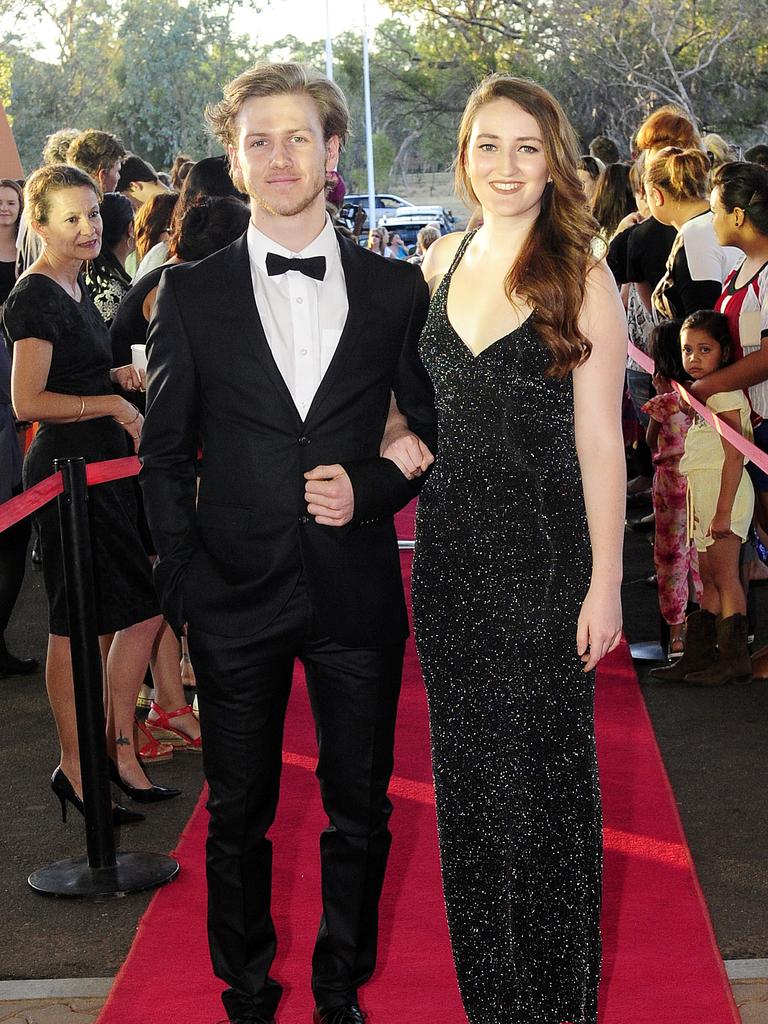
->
1 0 121 169
113 0 258 167
381 0 768 150
0 0 261 171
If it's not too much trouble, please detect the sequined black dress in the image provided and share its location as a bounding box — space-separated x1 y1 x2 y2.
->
412 232 602 1024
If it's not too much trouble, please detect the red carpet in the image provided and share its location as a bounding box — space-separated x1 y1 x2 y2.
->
97 512 739 1024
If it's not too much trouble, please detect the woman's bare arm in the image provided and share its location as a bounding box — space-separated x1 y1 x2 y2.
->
572 259 628 670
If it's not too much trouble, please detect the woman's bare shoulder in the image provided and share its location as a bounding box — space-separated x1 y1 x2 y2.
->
421 231 468 295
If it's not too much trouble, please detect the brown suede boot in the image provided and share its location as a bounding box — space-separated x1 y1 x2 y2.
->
684 613 753 687
649 609 717 682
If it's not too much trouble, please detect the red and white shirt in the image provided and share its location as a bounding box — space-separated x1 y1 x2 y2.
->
716 259 768 421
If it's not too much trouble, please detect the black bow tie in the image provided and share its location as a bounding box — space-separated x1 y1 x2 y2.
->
265 252 326 281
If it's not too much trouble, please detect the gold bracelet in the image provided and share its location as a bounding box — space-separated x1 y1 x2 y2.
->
118 405 140 425
74 395 85 422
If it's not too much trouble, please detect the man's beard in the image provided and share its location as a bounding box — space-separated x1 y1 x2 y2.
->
248 165 327 219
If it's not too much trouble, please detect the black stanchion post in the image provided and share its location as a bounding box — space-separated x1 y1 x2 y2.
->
57 457 115 868
28 457 179 898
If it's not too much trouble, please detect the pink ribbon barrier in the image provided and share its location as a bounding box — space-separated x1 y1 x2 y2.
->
4 349 768 537
0 454 140 534
629 340 768 474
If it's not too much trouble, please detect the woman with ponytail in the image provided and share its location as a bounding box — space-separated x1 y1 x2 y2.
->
689 163 768 647
645 146 739 319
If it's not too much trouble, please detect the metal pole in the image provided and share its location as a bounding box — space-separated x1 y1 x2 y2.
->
57 457 116 869
28 456 179 898
325 0 334 80
362 0 376 234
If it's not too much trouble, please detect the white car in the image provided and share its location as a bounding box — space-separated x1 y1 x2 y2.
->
389 204 455 226
344 193 413 226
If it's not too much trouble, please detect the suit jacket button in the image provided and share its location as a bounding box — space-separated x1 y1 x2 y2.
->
297 436 310 446
299 514 311 525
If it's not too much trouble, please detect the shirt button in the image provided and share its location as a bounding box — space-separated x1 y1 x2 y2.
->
299 514 311 525
300 348 308 356
297 436 310 446
296 297 303 304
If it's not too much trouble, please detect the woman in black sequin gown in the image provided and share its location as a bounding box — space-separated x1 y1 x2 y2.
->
409 77 627 1024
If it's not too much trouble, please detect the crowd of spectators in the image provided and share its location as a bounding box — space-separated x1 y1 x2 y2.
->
591 110 768 684
0 116 431 825
2 104 768 822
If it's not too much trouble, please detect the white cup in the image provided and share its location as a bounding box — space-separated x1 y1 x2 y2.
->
131 344 147 372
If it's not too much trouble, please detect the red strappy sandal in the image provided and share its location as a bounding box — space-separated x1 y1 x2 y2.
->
146 702 203 753
135 717 174 764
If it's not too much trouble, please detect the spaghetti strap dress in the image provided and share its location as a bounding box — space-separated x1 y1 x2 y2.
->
411 231 602 1024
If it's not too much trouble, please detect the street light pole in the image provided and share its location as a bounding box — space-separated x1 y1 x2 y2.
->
362 0 376 234
325 0 333 80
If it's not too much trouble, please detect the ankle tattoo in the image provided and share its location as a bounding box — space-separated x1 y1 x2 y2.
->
116 731 131 746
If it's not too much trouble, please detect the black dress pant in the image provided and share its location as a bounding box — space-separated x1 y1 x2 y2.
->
188 577 405 1022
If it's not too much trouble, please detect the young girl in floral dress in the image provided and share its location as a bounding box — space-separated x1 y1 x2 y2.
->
643 320 702 657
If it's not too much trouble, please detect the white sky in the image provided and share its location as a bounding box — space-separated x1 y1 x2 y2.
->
1 0 389 63
242 0 388 46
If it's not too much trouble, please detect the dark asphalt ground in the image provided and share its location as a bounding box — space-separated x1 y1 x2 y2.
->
1 503 767 979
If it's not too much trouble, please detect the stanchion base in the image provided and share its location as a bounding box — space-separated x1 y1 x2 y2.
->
629 641 666 662
28 851 179 900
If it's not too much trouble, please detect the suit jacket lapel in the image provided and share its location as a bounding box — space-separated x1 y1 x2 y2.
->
303 234 368 428
225 233 303 425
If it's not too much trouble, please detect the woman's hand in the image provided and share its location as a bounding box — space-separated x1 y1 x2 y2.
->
113 398 144 453
382 432 434 479
111 363 146 392
576 581 622 672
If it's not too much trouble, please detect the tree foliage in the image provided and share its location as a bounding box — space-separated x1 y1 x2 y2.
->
0 0 259 171
381 0 768 160
0 0 766 180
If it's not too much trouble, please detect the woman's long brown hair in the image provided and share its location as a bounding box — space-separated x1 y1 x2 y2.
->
455 74 600 377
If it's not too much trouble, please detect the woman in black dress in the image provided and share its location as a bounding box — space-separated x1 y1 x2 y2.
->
4 164 177 820
409 76 626 1023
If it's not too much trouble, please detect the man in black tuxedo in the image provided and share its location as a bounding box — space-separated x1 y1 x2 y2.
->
139 63 435 1024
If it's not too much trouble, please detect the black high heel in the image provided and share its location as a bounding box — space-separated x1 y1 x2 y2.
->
51 768 145 825
0 650 39 677
108 758 181 803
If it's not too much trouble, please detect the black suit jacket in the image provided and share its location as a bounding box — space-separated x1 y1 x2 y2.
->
139 230 435 645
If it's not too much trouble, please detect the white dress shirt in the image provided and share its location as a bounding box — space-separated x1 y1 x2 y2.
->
247 216 349 420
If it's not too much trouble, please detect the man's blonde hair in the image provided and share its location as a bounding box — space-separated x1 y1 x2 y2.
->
206 62 350 150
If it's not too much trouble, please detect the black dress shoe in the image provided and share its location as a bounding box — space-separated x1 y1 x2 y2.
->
30 535 43 567
108 757 181 802
214 1017 276 1023
0 652 39 677
313 1005 366 1024
51 768 145 825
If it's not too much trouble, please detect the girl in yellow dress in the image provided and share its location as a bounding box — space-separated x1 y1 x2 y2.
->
660 309 755 685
